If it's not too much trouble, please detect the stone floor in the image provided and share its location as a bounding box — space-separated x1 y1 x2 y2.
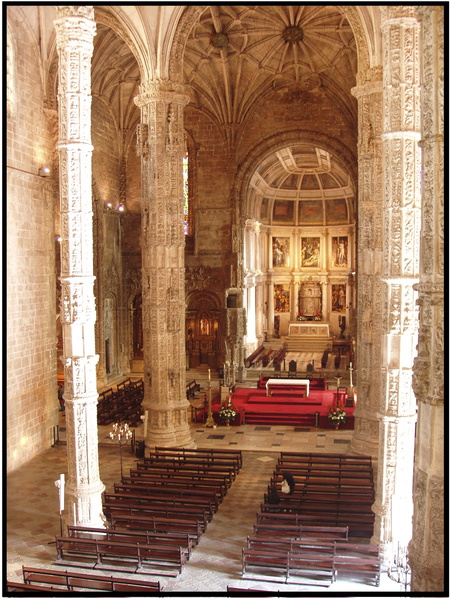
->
6 368 403 596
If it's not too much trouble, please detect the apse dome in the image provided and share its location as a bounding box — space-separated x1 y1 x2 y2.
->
250 144 355 226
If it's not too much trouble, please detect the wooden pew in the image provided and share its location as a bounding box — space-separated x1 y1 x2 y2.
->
128 470 228 499
120 477 223 505
104 490 215 520
103 501 208 531
279 451 372 468
141 453 240 476
255 515 349 540
135 461 236 484
106 513 203 544
114 481 220 511
21 566 162 592
333 542 381 586
55 535 186 573
241 547 288 580
67 525 193 559
154 446 243 470
247 535 336 555
186 380 201 398
6 581 65 593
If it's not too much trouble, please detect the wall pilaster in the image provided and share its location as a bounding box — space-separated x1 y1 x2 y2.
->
135 80 195 448
350 69 383 458
373 7 422 565
54 5 105 528
409 6 445 592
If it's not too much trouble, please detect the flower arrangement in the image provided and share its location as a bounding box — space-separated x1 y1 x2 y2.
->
218 400 236 423
314 311 323 321
328 406 347 425
297 310 306 321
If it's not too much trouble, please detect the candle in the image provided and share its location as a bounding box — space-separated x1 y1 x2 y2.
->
350 362 352 368
208 369 211 381
144 410 148 438
59 474 65 512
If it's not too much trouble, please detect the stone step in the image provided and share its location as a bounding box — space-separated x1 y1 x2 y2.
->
286 336 332 353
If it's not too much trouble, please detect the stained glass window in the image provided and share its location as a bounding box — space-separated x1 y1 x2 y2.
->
183 153 189 235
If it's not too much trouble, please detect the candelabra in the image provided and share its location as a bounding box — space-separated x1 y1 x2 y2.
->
387 543 411 592
109 422 133 480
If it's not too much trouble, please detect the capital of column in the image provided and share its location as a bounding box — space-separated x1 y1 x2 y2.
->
134 80 191 108
54 7 96 51
352 73 383 99
380 6 419 27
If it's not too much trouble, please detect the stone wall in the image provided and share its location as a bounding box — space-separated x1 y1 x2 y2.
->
6 11 58 472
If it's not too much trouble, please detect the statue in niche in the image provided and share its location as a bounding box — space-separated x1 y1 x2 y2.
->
200 313 210 335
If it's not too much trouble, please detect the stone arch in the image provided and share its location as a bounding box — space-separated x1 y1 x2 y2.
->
235 130 358 221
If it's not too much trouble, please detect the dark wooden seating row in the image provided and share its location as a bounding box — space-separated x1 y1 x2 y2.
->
20 565 162 592
106 513 203 544
154 446 243 470
186 380 201 398
279 451 372 469
55 534 186 573
272 472 374 491
120 477 223 505
142 451 241 473
255 517 349 540
243 539 380 586
242 547 335 586
257 507 374 538
136 460 237 482
6 581 66 593
128 470 229 499
97 378 144 426
105 490 215 520
247 535 336 554
244 345 265 368
276 460 373 479
103 501 208 532
67 524 193 559
115 481 221 511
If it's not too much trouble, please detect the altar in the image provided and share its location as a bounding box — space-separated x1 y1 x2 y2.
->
289 322 330 337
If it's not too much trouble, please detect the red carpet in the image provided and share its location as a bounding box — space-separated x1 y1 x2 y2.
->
211 386 355 429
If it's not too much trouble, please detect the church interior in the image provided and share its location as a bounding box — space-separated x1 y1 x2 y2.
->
6 4 445 594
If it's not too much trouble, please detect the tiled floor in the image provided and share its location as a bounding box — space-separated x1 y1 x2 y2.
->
6 369 402 595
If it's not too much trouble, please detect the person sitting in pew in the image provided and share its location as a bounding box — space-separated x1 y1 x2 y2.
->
267 486 281 512
281 471 295 496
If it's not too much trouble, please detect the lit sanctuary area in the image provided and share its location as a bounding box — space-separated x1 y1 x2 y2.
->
6 4 445 595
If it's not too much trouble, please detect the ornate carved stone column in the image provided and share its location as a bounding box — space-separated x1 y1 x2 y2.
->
409 6 444 592
54 6 105 527
350 69 384 458
135 80 194 448
373 7 422 565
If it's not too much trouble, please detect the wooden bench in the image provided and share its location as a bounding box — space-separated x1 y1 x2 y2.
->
6 581 65 592
120 477 223 508
333 542 381 586
142 453 240 475
21 565 162 592
67 525 193 559
247 535 336 554
279 451 372 468
104 491 215 520
55 535 186 573
103 501 208 531
106 513 203 544
154 446 243 470
186 380 201 398
258 508 372 538
128 471 228 499
255 516 349 540
136 461 236 484
115 482 220 511
242 548 334 585
227 586 276 594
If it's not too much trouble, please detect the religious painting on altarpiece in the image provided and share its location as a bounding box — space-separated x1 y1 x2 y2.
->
272 237 290 268
331 236 348 268
274 284 290 312
331 284 346 312
301 237 320 267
